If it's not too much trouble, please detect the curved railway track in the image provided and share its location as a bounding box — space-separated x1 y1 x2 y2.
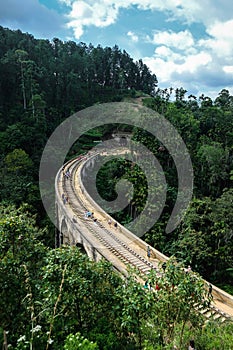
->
57 153 233 323
59 155 158 275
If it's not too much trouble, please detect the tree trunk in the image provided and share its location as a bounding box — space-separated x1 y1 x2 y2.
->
2 330 8 350
20 62 27 110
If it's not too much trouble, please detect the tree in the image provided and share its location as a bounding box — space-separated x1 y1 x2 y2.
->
119 258 212 349
144 258 211 349
175 87 187 108
196 142 229 197
0 204 47 347
15 49 28 109
0 206 230 349
210 188 233 283
4 148 33 172
0 148 34 205
214 88 233 110
40 247 125 349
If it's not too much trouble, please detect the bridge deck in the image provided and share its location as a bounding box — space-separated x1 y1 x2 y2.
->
56 153 233 321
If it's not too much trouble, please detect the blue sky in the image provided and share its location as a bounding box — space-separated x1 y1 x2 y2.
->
1 0 233 100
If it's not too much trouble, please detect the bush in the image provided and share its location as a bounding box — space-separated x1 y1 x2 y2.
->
64 332 99 350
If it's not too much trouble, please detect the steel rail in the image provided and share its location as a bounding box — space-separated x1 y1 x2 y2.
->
57 154 233 322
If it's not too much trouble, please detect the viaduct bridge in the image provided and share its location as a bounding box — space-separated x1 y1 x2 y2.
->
55 146 233 322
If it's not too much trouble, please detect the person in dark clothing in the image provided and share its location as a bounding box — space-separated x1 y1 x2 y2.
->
188 339 195 350
147 245 151 259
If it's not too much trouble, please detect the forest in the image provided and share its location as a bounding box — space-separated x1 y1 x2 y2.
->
0 26 233 349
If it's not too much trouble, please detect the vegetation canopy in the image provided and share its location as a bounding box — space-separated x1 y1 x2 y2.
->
0 26 232 349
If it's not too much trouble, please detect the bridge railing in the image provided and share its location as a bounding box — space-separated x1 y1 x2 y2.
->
78 151 233 316
79 152 168 262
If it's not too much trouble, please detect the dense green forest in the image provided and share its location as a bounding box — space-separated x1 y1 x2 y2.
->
0 25 157 231
0 26 233 349
97 90 233 291
1 205 233 349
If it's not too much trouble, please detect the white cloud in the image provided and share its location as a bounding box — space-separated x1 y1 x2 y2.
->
199 20 233 60
154 46 185 65
127 31 139 43
140 3 233 99
144 47 211 83
144 56 176 82
58 0 208 39
208 19 233 40
142 25 217 98
66 1 119 37
62 0 120 38
71 1 92 18
149 30 194 50
223 66 233 74
60 0 233 42
58 0 233 99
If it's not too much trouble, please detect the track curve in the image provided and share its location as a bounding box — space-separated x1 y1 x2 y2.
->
56 151 233 322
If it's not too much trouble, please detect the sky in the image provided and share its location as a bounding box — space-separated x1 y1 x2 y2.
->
1 0 233 100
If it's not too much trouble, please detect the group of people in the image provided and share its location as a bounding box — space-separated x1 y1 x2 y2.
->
84 212 119 229
85 211 98 225
64 169 71 179
143 279 160 291
84 211 97 224
108 219 118 229
61 193 68 204
85 211 94 218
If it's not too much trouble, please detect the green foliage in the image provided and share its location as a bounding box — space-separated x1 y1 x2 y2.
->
0 204 48 346
96 158 127 202
0 204 232 349
168 194 233 284
196 141 229 196
195 321 233 350
64 333 99 350
4 148 33 172
0 25 233 349
0 148 38 208
165 103 200 149
0 26 157 240
140 258 210 348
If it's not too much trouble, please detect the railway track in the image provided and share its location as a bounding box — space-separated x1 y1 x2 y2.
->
57 154 233 323
60 156 158 276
